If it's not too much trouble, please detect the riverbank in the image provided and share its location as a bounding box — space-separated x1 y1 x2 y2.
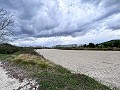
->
0 49 112 90
0 62 38 90
53 47 120 51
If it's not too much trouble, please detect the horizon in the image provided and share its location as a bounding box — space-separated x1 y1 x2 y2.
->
0 0 120 47
5 39 119 47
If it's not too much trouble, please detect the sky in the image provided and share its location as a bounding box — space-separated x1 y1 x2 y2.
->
0 0 120 47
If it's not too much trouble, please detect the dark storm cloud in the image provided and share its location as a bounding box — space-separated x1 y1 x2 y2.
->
0 0 120 39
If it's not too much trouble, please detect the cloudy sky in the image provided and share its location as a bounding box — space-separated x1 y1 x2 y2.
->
0 0 120 46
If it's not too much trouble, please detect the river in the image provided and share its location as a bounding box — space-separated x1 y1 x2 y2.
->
36 49 120 89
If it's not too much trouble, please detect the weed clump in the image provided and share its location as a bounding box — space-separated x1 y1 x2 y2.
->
13 54 52 69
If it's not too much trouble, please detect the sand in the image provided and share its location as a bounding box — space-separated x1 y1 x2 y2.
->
36 49 120 89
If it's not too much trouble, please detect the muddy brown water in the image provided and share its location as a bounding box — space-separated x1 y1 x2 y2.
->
36 49 120 89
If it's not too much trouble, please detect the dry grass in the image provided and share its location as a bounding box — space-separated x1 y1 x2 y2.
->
13 54 53 68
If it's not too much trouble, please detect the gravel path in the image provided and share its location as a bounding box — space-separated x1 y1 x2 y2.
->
0 62 38 90
36 49 120 89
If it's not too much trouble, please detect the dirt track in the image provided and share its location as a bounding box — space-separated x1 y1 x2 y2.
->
0 62 38 90
0 62 29 90
36 49 120 89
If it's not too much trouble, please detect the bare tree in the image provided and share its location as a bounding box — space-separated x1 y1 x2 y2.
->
0 8 14 43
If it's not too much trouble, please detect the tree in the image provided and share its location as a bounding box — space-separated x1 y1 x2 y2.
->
83 44 87 48
88 43 95 48
0 8 14 43
96 44 99 47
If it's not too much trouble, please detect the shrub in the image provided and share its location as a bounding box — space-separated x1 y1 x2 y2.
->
16 48 40 56
0 43 21 54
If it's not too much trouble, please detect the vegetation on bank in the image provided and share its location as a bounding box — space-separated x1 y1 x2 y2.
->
54 47 120 51
0 44 112 90
54 40 120 51
0 43 21 54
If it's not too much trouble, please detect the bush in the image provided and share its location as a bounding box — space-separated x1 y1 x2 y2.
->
0 43 41 55
0 43 21 54
16 48 40 56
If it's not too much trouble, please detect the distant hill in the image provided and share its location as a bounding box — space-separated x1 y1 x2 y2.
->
99 40 120 48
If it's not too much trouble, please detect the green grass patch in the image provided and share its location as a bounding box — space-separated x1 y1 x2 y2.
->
0 54 12 61
32 71 111 90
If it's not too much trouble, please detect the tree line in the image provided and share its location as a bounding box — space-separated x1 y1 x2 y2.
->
79 40 120 48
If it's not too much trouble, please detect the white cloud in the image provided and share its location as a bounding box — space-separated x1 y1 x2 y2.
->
11 28 120 47
0 0 120 46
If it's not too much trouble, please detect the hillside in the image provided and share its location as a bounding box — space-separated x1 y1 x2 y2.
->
99 40 120 48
